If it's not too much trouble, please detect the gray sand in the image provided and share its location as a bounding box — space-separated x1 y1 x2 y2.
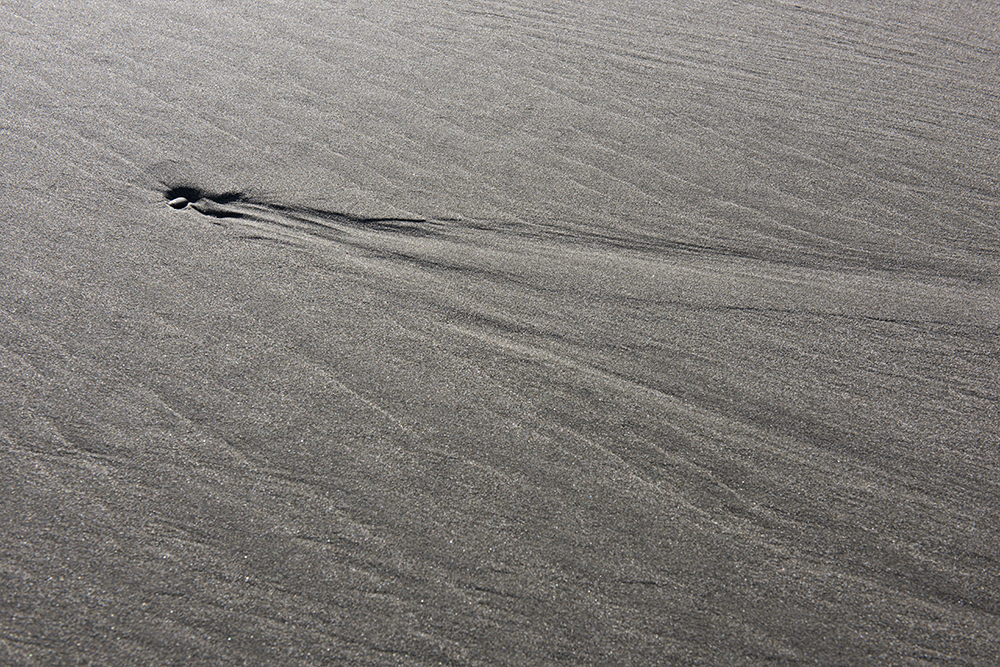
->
1 0 997 664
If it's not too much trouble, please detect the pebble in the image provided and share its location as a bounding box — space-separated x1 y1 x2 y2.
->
168 196 189 209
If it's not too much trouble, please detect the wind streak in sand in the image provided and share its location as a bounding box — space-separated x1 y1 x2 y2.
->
147 158 444 244
163 184 440 240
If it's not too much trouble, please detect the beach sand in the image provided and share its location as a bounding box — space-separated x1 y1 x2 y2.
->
1 0 998 664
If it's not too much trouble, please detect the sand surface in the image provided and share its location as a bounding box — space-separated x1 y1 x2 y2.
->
1 0 998 664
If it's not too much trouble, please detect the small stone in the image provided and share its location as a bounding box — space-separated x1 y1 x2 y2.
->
168 196 189 209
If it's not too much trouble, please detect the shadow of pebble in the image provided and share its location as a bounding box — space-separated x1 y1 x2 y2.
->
145 159 432 234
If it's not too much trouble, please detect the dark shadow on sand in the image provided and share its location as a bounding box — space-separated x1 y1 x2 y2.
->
161 185 435 237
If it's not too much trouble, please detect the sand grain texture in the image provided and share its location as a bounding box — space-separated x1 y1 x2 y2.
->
1 0 998 665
